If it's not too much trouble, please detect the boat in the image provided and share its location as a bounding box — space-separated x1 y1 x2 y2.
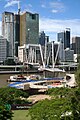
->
7 74 41 83
8 74 67 90
7 74 28 82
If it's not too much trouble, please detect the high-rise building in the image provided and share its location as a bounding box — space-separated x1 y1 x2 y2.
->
18 44 43 64
14 14 20 57
57 28 70 49
2 11 39 58
20 11 39 45
39 31 49 46
0 36 7 62
64 48 74 62
72 36 80 54
2 12 14 57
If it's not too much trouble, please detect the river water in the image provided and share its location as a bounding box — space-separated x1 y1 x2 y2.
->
0 74 11 87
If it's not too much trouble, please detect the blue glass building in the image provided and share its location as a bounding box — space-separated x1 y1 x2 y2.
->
57 28 70 49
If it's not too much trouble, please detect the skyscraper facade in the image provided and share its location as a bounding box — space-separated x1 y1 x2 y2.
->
72 36 80 54
57 28 70 49
14 14 20 57
39 31 49 46
2 11 39 58
20 11 39 46
64 48 74 62
2 12 14 57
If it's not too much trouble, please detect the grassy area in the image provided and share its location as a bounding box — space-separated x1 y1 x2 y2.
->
12 110 31 120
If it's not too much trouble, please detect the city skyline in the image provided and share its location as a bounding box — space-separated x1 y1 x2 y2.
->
0 0 80 41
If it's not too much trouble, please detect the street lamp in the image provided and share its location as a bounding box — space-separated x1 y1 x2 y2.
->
28 28 30 44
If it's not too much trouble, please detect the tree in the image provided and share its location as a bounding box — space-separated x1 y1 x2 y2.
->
75 62 80 87
28 88 73 120
68 62 80 119
0 105 13 120
46 87 70 97
0 87 29 105
70 88 80 120
28 97 72 120
71 61 80 119
0 87 29 120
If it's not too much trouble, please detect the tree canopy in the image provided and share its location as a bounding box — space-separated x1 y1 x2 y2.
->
0 87 29 105
28 88 73 120
0 87 29 119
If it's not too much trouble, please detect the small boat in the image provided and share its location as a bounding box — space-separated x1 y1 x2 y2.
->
7 74 28 82
7 74 41 83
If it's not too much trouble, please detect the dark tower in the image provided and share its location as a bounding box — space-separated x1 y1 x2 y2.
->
14 1 20 57
14 14 20 57
57 28 70 49
39 31 49 46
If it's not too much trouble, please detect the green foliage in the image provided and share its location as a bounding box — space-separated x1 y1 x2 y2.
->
46 87 71 97
70 88 80 120
71 62 80 119
0 87 29 120
0 87 29 105
28 88 73 120
29 97 72 120
0 105 13 120
75 70 80 87
28 87 80 120
75 62 80 87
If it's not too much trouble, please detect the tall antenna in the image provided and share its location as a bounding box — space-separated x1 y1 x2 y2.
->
18 1 20 15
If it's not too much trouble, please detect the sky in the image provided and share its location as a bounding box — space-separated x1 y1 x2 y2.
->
0 0 80 42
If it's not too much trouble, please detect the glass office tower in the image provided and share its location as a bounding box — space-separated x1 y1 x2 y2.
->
57 28 70 49
20 11 39 46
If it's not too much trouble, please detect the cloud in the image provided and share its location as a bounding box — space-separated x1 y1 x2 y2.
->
51 9 58 13
41 1 65 14
39 17 80 41
4 0 19 8
41 4 46 8
50 1 65 13
50 1 65 9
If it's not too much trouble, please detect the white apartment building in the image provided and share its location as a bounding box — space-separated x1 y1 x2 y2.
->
18 44 44 65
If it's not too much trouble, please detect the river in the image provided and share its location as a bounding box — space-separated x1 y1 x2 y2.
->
0 74 10 87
